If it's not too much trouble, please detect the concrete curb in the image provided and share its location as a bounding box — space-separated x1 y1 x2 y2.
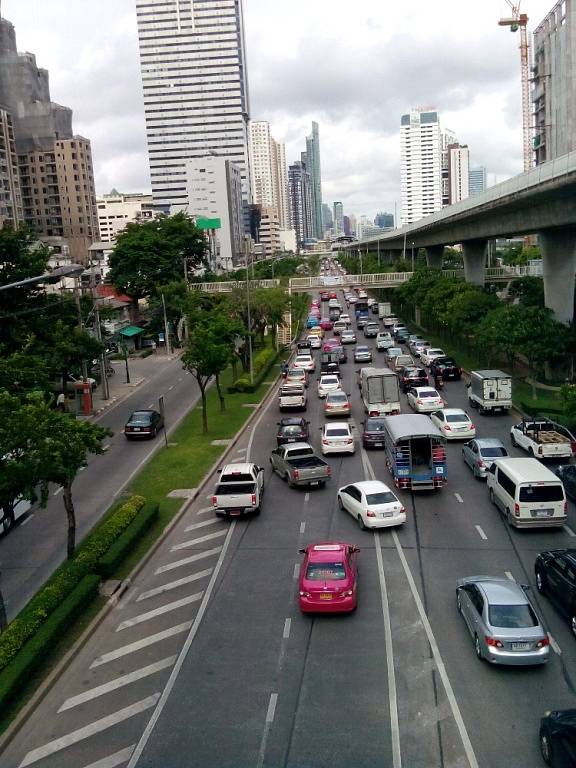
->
0 372 282 752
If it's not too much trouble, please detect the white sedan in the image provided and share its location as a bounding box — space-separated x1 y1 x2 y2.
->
420 347 445 366
294 354 315 372
339 313 352 324
321 422 355 454
317 374 341 398
406 387 444 413
430 408 476 439
338 480 406 530
307 335 322 349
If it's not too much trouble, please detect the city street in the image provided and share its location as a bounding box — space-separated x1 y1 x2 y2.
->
0 352 200 619
3 293 576 768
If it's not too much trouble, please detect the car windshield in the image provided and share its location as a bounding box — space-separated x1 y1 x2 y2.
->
480 446 507 458
306 562 346 580
446 414 470 423
489 603 539 628
326 428 349 436
366 419 386 431
366 491 397 504
519 485 564 502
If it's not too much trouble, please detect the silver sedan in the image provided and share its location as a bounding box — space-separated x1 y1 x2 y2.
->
462 438 508 479
456 576 549 666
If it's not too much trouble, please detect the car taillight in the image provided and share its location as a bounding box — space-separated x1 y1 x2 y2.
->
251 494 256 505
400 506 406 514
293 470 300 480
477 460 485 468
322 439 329 445
485 636 504 648
514 503 520 516
342 589 354 597
444 425 451 431
537 636 550 648
326 466 332 475
347 439 353 444
212 495 217 506
417 399 423 405
366 510 376 517
538 445 543 455
469 423 475 430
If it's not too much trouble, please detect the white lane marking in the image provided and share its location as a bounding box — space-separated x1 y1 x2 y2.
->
475 525 488 541
102 443 111 452
454 493 464 503
91 622 193 669
79 465 86 472
293 562 300 580
184 518 219 532
20 513 34 526
375 533 402 768
137 568 213 601
196 506 213 515
168 385 174 391
147 403 154 409
504 571 515 581
19 695 160 767
59 657 176 712
246 425 257 461
304 492 310 503
299 521 306 534
155 547 222 574
363 449 479 768
564 524 576 538
236 447 247 454
171 529 227 551
178 377 183 381
78 745 135 768
265 693 278 723
283 618 292 639
116 592 203 631
126 523 237 768
549 632 562 655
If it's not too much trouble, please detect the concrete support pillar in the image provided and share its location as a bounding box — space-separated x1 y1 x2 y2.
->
388 249 402 267
539 227 576 325
462 239 487 286
426 245 445 269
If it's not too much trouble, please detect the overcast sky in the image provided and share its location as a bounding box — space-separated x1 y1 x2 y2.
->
2 0 555 220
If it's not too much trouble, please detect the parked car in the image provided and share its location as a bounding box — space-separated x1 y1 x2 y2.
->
535 548 576 635
321 422 355 455
456 575 549 665
354 345 372 363
340 329 356 344
324 390 351 417
462 438 508 479
539 710 576 767
338 480 405 530
298 542 359 614
361 416 387 449
124 409 164 439
407 387 444 413
276 417 310 446
430 356 462 382
398 366 428 393
556 464 576 500
430 408 475 439
317 374 341 398
420 347 446 367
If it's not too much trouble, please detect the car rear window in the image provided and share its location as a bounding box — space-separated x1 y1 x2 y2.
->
446 414 469 423
328 393 347 402
480 447 507 458
518 484 564 502
408 369 427 377
216 482 256 495
366 491 398 504
488 603 539 628
366 419 386 431
220 471 254 482
282 426 303 435
322 377 339 385
420 390 439 398
326 428 349 436
128 413 153 424
306 562 346 580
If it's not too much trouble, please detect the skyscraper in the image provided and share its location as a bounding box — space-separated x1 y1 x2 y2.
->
288 160 313 248
448 143 470 203
305 121 323 239
248 120 289 229
321 202 333 232
374 212 394 229
333 202 344 235
271 138 290 230
400 109 442 225
469 166 487 196
135 0 251 210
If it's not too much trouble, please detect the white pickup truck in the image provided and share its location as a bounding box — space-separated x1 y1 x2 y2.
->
212 462 265 517
279 383 307 411
510 418 576 459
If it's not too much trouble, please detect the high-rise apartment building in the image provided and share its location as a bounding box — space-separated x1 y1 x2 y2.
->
321 202 333 233
400 109 443 225
288 160 313 248
333 201 344 235
533 0 576 164
469 166 487 196
96 192 165 243
259 207 280 258
0 107 21 228
305 121 323 239
448 143 470 203
248 120 290 230
441 128 456 207
135 0 251 210
271 138 290 230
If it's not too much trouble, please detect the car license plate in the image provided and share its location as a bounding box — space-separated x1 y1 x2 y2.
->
511 642 530 651
380 511 393 517
132 427 141 432
310 481 319 486
287 438 296 442
534 508 553 517
319 593 332 600
374 442 383 447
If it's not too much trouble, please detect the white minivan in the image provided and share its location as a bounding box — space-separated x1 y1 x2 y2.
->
486 457 567 528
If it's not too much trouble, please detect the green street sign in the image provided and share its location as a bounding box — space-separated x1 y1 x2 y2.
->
196 217 221 230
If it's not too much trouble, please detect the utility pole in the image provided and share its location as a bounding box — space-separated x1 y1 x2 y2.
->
90 259 109 400
161 292 172 355
74 276 89 381
245 238 254 385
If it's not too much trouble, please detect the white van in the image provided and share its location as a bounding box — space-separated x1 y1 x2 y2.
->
486 457 566 528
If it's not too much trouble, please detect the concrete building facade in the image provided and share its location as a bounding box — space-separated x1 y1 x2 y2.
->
258 206 280 257
249 121 274 208
271 138 289 230
185 155 243 271
0 107 21 228
374 212 394 229
448 143 470 204
401 109 443 225
97 192 166 243
533 0 576 164
469 166 487 196
135 0 251 211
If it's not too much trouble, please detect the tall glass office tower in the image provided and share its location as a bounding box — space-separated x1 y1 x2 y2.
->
305 121 323 239
135 0 251 210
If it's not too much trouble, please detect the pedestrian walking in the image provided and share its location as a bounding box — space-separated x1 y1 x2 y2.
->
56 391 66 412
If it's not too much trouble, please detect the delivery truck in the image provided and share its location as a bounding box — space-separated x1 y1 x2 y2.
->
467 370 512 414
359 367 401 416
378 302 392 319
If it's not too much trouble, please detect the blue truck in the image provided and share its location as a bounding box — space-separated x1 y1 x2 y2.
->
381 414 447 491
354 299 370 328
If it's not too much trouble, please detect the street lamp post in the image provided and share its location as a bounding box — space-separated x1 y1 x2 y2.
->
121 342 131 384
411 242 415 272
0 263 85 292
244 239 254 385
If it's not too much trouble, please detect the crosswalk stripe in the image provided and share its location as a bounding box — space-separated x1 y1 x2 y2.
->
80 745 135 768
137 569 213 601
91 623 192 669
171 529 227 551
155 547 222 574
18 695 160 767
59 657 176 712
196 506 213 515
116 593 203 632
184 518 220 533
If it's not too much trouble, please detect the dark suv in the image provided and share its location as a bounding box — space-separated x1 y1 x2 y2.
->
534 549 576 632
540 709 576 766
429 356 462 381
361 417 387 449
398 366 428 393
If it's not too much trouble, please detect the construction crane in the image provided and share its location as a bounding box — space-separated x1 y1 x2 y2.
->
499 1 532 172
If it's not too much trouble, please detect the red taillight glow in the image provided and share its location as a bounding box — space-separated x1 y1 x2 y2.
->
212 495 217 506
293 470 300 480
322 439 329 445
444 425 452 431
571 441 576 453
537 637 550 648
366 510 376 517
485 636 504 648
514 503 520 516
251 494 256 505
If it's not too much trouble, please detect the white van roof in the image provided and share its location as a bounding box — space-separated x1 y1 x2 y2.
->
492 457 561 484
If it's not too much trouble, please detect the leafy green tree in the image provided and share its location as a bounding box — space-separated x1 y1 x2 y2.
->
476 306 523 369
108 213 207 317
0 346 50 398
182 326 232 431
561 384 576 425
508 276 545 307
445 290 500 336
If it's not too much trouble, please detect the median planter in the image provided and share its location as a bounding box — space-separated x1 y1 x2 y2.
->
96 503 159 578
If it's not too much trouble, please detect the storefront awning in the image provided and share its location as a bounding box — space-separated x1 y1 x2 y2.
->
119 325 145 338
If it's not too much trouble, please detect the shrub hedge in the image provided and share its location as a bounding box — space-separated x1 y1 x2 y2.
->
0 574 101 710
0 495 145 673
97 503 159 577
229 347 279 393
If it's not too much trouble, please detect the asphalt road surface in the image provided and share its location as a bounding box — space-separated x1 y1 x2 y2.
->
3 295 576 768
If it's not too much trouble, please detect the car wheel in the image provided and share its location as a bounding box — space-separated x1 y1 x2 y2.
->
474 635 483 661
2 514 13 535
540 732 552 766
469 397 477 409
357 514 367 531
571 615 576 639
338 495 344 510
489 488 495 505
456 590 462 613
535 569 546 594
253 507 261 516
505 508 514 527
510 433 517 447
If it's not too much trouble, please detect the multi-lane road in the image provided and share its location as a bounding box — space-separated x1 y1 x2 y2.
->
3 291 576 768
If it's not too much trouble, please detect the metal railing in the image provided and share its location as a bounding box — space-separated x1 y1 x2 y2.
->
189 278 281 293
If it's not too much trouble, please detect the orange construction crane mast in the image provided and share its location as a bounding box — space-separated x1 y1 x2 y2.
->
499 1 532 172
